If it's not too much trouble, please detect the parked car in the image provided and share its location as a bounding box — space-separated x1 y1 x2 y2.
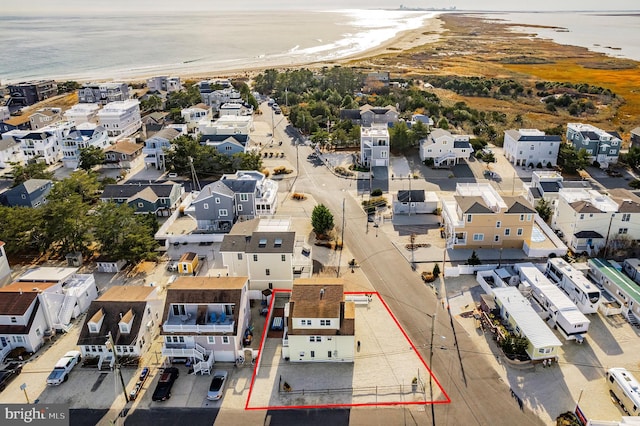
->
166 261 178 272
606 169 623 177
47 351 81 386
167 172 178 179
152 367 179 402
129 367 150 401
207 370 228 401
0 362 23 392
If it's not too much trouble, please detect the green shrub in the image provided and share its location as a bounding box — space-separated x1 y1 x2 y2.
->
371 188 383 196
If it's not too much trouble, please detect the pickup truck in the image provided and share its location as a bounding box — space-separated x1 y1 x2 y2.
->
47 351 81 386
152 367 179 401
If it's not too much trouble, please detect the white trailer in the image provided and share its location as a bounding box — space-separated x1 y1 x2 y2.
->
546 258 601 314
516 263 590 342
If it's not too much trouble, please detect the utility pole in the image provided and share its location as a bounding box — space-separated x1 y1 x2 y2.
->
106 332 129 403
337 198 346 278
429 312 436 426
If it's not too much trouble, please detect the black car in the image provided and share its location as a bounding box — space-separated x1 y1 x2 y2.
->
151 367 179 402
0 363 23 392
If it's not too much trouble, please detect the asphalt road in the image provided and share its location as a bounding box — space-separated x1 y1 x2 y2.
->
264 103 544 425
125 408 219 426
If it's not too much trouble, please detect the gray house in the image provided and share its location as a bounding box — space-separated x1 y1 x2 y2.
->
631 127 640 149
1 179 52 208
339 104 398 127
566 123 621 168
187 171 278 232
100 183 183 216
201 134 248 156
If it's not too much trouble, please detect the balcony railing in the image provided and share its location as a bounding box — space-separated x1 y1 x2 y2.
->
162 321 234 334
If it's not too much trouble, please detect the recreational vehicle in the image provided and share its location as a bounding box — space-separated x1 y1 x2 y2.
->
546 258 601 314
606 368 640 416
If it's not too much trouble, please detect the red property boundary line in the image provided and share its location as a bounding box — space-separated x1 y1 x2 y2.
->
244 290 451 410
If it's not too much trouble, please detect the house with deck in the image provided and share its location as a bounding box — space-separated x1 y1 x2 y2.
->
360 124 389 168
77 285 162 369
79 82 130 105
566 123 621 168
29 108 63 130
100 183 183 216
503 129 561 167
97 100 142 141
0 137 24 168
63 103 100 125
60 123 109 169
160 276 251 372
181 104 212 134
283 278 355 363
104 140 143 170
201 134 248 156
142 127 181 170
1 179 52 208
419 129 472 167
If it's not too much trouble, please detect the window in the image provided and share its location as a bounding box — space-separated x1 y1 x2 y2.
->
240 194 248 202
619 228 628 235
89 324 98 333
310 351 315 358
203 203 209 209
301 319 311 326
496 221 501 228
265 269 270 276
530 145 535 150
328 351 332 358
36 328 41 337
237 204 243 212
467 214 472 223
320 320 331 326
517 228 523 236
237 253 243 260
520 214 525 221
10 317 16 323
622 213 631 222
526 214 532 221
504 228 511 236
215 197 221 204
268 283 273 289
494 235 500 242
172 304 186 316
219 209 228 217
281 255 286 262
309 336 315 342
381 151 387 158
253 254 258 261
579 214 584 220
137 202 144 207
472 233 484 241
222 336 229 344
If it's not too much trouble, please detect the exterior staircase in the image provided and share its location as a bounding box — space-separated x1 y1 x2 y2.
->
434 152 457 168
98 352 115 370
627 311 640 328
192 343 214 375
56 295 77 330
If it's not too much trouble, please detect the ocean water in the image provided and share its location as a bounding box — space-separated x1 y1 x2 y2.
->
479 12 640 61
0 10 436 84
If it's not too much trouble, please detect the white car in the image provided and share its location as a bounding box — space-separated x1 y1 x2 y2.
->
46 351 81 386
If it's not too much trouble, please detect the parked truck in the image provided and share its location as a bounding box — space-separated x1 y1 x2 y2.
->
46 351 81 386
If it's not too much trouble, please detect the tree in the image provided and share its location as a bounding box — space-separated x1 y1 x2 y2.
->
466 250 481 266
437 117 449 130
311 204 334 237
621 146 640 169
558 144 590 174
9 161 54 187
409 120 430 144
40 193 92 255
51 170 101 204
231 151 263 172
390 121 411 153
140 95 162 112
535 198 553 223
79 146 105 171
432 263 441 278
0 206 45 254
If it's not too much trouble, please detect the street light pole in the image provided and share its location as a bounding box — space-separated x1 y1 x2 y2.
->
106 332 129 403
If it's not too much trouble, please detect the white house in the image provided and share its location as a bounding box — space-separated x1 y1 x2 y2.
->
392 190 438 215
77 285 162 369
160 276 251 370
200 86 242 111
181 104 212 133
220 219 312 294
198 115 253 137
18 120 75 165
0 137 24 168
0 286 49 359
142 127 181 170
0 242 11 286
146 76 181 93
503 129 562 167
283 278 355 363
552 188 619 254
63 103 100 125
0 107 10 122
60 123 109 169
526 171 565 209
419 129 472 167
97 100 142 141
360 124 389 168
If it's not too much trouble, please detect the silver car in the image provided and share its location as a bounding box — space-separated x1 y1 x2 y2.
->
207 370 228 401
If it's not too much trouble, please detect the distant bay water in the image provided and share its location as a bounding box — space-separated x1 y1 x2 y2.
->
479 11 640 62
0 10 436 84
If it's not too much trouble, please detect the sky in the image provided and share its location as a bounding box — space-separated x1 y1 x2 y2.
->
4 0 639 14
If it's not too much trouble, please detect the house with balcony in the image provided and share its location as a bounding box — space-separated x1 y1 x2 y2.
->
97 100 142 141
161 276 251 371
551 188 619 254
220 219 312 292
100 183 183 216
440 183 536 250
0 137 24 168
360 125 389 168
187 171 277 232
0 287 49 360
340 104 398 127
77 285 162 369
29 108 63 130
201 134 249 156
283 278 355 363
566 123 621 168
181 104 212 134
198 84 242 111
79 82 130 105
17 128 64 165
146 76 181 93
1 179 52 208
198 115 253 138
60 123 109 169
419 129 472 167
104 140 143 170
503 129 561 167
7 80 57 106
142 127 180 170
63 103 100 125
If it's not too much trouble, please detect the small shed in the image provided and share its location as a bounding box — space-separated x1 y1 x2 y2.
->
96 258 128 273
178 252 199 275
393 190 438 214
